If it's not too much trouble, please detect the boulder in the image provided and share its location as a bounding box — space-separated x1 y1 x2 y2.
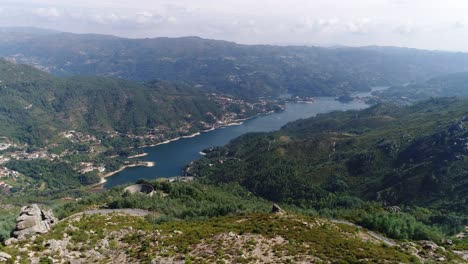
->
419 240 438 251
0 252 11 262
384 206 401 213
12 204 57 241
271 204 285 215
4 237 18 246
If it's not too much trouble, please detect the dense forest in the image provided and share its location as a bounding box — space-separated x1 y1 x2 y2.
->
0 59 248 145
2 29 468 98
189 98 468 237
375 72 468 104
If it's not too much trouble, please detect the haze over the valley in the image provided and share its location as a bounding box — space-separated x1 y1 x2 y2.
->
2 0 468 51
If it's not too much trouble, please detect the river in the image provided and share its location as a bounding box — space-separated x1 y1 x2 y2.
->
104 96 369 188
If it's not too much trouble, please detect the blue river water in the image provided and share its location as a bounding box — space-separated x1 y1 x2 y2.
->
104 96 369 188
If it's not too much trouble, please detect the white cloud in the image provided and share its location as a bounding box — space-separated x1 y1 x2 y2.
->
1 0 468 51
394 22 418 35
454 17 468 29
34 7 61 18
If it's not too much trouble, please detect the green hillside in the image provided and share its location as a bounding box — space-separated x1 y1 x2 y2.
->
375 72 468 104
190 98 468 236
0 59 262 146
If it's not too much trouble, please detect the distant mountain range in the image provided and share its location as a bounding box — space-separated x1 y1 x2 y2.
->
2 28 468 98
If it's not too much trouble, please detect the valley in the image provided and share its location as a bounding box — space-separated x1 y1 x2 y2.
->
0 26 467 263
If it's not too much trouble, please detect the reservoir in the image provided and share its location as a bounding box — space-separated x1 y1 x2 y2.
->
104 96 369 188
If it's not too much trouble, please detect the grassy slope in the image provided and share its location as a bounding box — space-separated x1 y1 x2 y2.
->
1 213 434 263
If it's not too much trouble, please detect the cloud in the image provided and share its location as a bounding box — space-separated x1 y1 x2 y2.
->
34 7 61 18
454 17 468 29
1 0 468 51
394 22 418 35
346 18 373 35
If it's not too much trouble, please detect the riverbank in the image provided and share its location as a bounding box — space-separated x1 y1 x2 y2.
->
104 98 371 188
128 153 148 159
138 112 276 149
91 161 156 189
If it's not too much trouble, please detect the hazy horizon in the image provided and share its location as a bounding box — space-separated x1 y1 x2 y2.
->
2 0 468 52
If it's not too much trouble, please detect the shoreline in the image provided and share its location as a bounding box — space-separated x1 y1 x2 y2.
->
91 161 156 189
137 114 265 149
127 153 148 159
95 109 285 189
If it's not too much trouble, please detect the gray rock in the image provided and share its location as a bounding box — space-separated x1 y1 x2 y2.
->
4 237 18 246
419 240 438 251
100 239 109 248
271 203 285 215
0 252 11 260
12 204 58 240
384 206 401 213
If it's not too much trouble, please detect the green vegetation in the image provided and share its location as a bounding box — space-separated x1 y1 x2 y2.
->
0 59 233 146
0 210 16 242
6 213 426 263
190 98 468 240
3 31 468 98
53 181 270 220
376 72 468 104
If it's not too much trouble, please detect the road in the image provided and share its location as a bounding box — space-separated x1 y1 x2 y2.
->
60 209 151 222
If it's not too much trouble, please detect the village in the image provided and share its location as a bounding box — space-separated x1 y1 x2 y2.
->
0 95 285 194
121 94 285 143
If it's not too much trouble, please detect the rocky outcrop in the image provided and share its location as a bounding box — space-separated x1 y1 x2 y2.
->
271 204 285 215
12 204 57 241
123 184 155 197
0 252 12 262
384 206 401 213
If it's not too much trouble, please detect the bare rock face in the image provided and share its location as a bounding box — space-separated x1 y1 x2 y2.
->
13 204 57 241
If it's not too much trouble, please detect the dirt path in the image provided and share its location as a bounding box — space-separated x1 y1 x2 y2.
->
60 209 151 222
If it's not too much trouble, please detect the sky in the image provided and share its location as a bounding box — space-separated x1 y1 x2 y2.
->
2 0 468 51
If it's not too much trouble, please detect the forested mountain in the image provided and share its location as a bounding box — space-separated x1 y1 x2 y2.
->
0 59 266 146
375 72 468 104
3 29 468 98
191 98 468 215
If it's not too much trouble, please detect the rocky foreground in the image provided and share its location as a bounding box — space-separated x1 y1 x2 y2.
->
0 205 465 263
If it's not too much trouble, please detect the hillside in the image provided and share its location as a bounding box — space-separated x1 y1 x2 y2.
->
374 72 468 104
0 59 282 195
1 212 457 263
0 179 465 263
189 98 468 236
3 30 468 98
0 59 280 146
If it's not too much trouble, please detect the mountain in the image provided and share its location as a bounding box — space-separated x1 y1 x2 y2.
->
0 59 276 146
3 29 468 98
374 72 468 104
190 98 468 216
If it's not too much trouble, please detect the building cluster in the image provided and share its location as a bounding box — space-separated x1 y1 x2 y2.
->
61 130 101 144
0 143 12 151
78 162 106 174
0 167 21 179
9 150 58 161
